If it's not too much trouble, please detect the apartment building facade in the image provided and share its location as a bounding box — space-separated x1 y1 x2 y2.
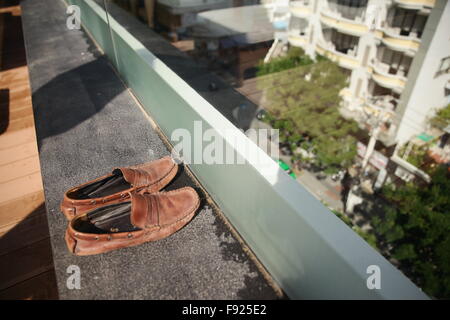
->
272 0 450 147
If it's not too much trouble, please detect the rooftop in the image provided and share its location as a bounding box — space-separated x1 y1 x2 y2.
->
0 0 431 300
190 4 275 44
15 0 281 299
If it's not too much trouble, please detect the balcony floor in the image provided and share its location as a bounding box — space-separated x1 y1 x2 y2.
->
18 0 282 299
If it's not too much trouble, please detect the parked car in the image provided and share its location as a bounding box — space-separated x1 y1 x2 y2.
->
256 109 267 120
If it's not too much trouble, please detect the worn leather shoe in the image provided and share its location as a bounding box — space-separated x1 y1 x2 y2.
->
65 187 200 256
61 156 178 220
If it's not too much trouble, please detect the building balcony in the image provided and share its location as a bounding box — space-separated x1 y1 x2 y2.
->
378 127 399 147
319 10 368 37
362 96 399 146
326 0 368 20
371 61 407 93
340 90 399 145
339 87 352 99
382 5 428 46
316 41 360 70
378 27 421 55
289 0 312 18
365 95 398 114
288 30 308 47
393 0 436 10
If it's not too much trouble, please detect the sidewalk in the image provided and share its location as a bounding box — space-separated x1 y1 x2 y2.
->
296 170 344 212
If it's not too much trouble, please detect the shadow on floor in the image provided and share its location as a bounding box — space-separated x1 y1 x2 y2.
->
0 203 59 300
0 7 27 71
0 89 9 134
0 0 20 8
32 56 123 149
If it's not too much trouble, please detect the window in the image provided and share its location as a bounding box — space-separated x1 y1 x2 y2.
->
331 29 359 55
328 0 368 20
289 17 308 36
437 56 450 76
391 8 427 38
380 48 412 77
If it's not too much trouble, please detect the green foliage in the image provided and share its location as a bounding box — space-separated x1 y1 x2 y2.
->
256 47 313 76
333 210 378 249
258 59 358 171
392 244 417 261
315 54 329 62
372 166 450 298
430 104 450 129
407 147 428 167
398 143 429 168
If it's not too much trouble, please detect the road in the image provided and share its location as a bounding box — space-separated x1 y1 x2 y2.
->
296 170 344 212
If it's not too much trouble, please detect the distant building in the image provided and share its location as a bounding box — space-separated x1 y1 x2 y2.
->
156 0 259 38
189 4 275 83
270 0 450 147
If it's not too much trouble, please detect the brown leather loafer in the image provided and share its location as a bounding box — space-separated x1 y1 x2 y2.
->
65 187 200 256
61 156 177 220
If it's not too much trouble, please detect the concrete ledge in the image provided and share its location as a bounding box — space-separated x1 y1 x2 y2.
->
67 0 429 299
20 0 280 299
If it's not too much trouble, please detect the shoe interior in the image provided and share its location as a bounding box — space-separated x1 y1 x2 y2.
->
74 202 140 234
67 170 131 200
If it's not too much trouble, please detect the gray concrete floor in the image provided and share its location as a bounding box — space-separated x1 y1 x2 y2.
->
20 0 282 299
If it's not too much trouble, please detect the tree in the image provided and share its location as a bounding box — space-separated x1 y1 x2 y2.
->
372 165 450 298
430 103 450 130
258 59 358 172
256 47 313 76
333 209 378 249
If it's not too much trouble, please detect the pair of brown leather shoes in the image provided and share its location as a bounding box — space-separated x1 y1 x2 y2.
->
61 156 200 256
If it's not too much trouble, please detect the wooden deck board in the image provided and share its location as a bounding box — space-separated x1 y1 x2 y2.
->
0 238 55 291
8 104 33 121
0 154 41 184
0 209 48 256
0 270 58 300
0 190 45 228
1 114 35 132
0 127 37 150
0 140 38 166
0 3 57 300
0 171 44 204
